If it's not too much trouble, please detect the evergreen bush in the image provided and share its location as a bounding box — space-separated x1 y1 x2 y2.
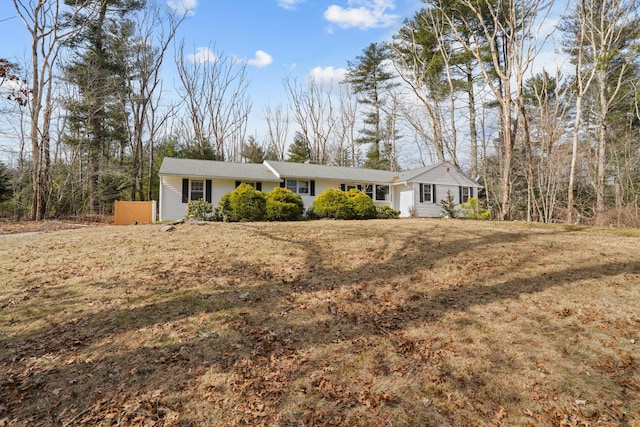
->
346 188 377 219
461 197 490 220
265 187 304 221
376 206 400 219
185 199 214 221
218 183 266 222
309 188 353 219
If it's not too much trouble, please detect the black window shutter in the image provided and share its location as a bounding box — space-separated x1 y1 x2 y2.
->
205 180 212 203
340 184 345 191
419 183 424 203
470 187 474 198
182 179 189 203
235 180 241 188
256 182 262 191
459 186 462 204
310 180 316 196
280 180 285 188
357 185 362 191
432 184 436 203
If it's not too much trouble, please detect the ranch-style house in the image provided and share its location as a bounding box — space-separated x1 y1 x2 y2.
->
158 157 482 221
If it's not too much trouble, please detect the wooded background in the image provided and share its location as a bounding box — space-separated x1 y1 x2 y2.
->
1 0 638 224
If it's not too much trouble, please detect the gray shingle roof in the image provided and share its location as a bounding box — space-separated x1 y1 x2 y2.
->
159 158 481 187
159 158 280 182
265 160 400 183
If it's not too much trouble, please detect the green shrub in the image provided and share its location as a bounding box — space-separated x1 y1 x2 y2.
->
439 190 459 218
218 183 266 222
376 205 400 219
461 197 490 220
265 187 304 221
309 188 353 219
186 199 214 221
346 188 377 219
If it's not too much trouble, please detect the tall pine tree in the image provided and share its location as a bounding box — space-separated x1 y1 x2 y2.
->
62 0 144 213
344 43 398 170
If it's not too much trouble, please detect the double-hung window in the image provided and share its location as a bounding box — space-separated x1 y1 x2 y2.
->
363 184 374 199
461 186 472 203
419 183 436 203
375 185 390 201
422 184 433 203
286 179 309 194
190 180 204 201
297 180 309 194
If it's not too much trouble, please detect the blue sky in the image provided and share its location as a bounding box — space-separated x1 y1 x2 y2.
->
169 0 424 135
1 0 423 140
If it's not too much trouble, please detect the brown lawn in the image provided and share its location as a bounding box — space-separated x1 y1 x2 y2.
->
1 219 639 426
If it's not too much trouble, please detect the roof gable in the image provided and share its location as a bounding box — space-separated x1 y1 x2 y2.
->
264 160 400 183
400 162 481 187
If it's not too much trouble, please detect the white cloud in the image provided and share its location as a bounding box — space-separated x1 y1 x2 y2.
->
167 0 198 16
278 0 305 10
324 0 399 30
187 47 217 64
248 50 273 68
309 66 348 84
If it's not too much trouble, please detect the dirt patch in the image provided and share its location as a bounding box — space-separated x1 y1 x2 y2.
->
1 219 639 426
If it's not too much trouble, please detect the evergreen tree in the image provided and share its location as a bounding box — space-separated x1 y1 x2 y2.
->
344 43 398 170
0 162 11 203
241 136 267 163
287 132 311 163
62 0 144 213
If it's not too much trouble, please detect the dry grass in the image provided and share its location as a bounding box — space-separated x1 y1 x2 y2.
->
1 219 639 426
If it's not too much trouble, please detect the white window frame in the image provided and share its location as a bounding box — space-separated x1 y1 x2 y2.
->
363 184 374 199
375 185 390 201
461 187 471 203
422 184 433 203
286 179 309 194
190 179 204 201
298 180 309 194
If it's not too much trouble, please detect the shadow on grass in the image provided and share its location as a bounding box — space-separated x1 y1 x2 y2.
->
1 223 638 425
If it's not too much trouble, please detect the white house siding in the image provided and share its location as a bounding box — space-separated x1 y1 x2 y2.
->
414 184 459 217
405 163 481 218
160 176 187 221
159 177 280 221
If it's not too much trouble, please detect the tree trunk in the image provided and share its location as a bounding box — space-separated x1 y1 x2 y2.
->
466 63 478 180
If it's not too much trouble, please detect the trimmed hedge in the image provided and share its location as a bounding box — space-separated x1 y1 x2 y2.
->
265 187 304 221
218 183 266 222
376 205 400 219
346 188 377 219
308 188 353 219
309 188 398 220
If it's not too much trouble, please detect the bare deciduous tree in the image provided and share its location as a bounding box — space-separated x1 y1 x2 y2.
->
13 0 97 219
284 75 336 164
122 2 187 200
175 42 252 161
436 0 555 220
263 104 289 161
